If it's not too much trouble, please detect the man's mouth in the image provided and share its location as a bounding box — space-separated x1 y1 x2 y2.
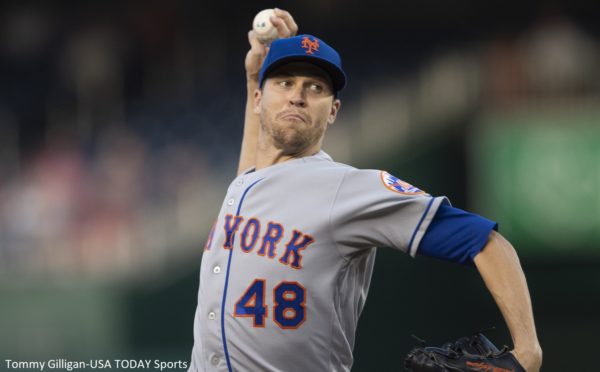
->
279 111 309 123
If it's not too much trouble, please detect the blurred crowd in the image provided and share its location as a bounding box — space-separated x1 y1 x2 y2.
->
0 3 238 280
0 125 222 279
0 2 598 280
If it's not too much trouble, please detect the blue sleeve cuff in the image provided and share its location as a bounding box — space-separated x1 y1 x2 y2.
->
417 203 498 265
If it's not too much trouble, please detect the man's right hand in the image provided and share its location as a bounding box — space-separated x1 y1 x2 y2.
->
245 8 298 83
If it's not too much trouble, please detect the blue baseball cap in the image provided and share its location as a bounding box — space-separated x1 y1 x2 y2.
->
258 34 347 93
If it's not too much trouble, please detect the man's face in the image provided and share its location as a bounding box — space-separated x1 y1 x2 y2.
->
254 62 341 155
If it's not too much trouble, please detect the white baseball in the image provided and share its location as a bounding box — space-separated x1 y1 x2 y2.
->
253 9 279 44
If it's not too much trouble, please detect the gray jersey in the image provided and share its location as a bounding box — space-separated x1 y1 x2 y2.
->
189 151 446 372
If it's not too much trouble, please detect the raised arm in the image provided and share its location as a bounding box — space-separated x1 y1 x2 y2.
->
237 9 298 175
474 230 543 371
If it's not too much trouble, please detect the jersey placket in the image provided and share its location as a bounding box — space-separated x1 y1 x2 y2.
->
214 175 262 372
198 176 243 371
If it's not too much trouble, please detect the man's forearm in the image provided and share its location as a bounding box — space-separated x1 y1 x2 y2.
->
237 81 260 175
238 11 298 175
474 230 542 370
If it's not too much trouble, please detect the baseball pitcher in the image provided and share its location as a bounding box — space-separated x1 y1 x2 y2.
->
188 9 542 372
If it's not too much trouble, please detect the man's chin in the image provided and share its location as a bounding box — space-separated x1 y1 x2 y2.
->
272 137 311 155
269 124 323 154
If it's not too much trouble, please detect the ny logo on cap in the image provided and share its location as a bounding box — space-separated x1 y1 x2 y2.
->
301 37 319 54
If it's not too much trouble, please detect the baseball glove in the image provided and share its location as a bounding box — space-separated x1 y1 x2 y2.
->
404 332 525 372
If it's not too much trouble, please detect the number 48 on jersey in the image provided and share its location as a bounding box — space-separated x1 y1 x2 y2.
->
234 279 306 329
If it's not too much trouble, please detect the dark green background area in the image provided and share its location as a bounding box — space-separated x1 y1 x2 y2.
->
471 114 600 256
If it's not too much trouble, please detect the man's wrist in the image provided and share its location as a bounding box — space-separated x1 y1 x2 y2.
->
514 335 541 350
514 342 542 361
517 342 542 354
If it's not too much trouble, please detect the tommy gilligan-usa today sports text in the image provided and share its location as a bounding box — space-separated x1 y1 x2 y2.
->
4 358 189 371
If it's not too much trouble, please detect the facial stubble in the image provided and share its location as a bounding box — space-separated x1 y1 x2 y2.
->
260 113 327 155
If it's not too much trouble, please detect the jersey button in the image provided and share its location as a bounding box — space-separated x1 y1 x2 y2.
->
213 266 221 274
235 179 244 186
208 312 216 320
227 198 234 206
211 356 219 366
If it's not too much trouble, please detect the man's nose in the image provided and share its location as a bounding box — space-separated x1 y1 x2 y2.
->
288 86 307 107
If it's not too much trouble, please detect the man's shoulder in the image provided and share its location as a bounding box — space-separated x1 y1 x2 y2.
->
300 153 400 183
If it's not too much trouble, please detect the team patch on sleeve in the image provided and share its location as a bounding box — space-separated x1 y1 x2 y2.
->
380 171 425 194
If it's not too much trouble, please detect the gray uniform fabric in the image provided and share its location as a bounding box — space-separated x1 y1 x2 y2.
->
189 151 446 372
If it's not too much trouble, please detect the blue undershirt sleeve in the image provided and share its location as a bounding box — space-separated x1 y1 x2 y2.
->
417 203 498 265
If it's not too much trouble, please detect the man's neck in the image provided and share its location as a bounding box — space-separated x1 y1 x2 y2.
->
254 143 321 171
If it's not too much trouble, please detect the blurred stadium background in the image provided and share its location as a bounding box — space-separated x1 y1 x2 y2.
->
1 1 599 370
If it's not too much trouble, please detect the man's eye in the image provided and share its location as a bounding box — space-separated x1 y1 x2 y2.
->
309 83 323 93
278 80 292 87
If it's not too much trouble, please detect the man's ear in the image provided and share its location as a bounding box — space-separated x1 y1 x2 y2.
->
253 89 262 114
327 98 341 125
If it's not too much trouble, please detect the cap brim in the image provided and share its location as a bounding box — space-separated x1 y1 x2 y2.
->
261 55 346 93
